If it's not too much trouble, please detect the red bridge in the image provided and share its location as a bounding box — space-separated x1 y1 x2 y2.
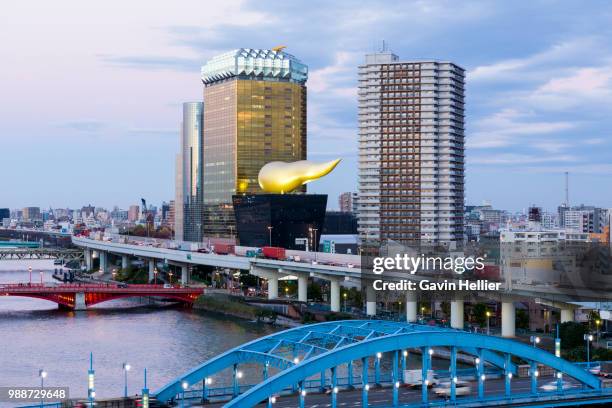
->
0 283 204 310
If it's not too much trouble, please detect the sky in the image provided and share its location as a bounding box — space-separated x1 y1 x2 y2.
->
1 0 612 212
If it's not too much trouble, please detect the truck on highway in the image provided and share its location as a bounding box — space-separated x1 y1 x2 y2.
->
262 246 286 260
212 243 235 255
403 369 438 388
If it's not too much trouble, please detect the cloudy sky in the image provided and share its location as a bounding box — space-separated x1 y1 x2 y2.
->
1 0 611 211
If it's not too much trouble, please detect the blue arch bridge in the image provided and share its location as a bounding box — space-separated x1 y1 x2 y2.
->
155 320 611 407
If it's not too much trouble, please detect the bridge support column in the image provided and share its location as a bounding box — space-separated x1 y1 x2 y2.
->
331 367 337 408
405 291 417 322
560 308 574 323
450 346 457 401
74 292 86 311
297 275 308 302
530 361 538 395
268 275 278 300
121 255 129 270
330 278 341 313
366 284 376 316
181 265 189 285
501 300 516 338
361 357 368 407
450 298 464 329
99 251 108 274
84 249 92 270
392 351 399 406
148 259 155 283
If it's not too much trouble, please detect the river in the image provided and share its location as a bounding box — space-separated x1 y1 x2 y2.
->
0 260 278 405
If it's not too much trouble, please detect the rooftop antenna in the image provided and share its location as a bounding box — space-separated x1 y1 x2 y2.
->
564 171 569 207
381 40 388 52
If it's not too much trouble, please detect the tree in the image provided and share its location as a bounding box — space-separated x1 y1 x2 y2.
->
473 303 487 328
441 302 450 318
559 321 587 350
516 309 529 330
587 310 601 332
308 282 323 302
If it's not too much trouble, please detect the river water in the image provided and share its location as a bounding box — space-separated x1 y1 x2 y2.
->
0 260 278 405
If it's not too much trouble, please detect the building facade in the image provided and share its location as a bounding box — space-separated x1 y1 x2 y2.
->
127 205 140 223
22 207 41 221
177 102 205 242
338 192 358 213
200 48 308 237
357 51 465 248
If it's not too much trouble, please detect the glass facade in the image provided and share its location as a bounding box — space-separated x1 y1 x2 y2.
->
180 102 205 242
201 49 308 238
202 48 307 85
233 194 327 249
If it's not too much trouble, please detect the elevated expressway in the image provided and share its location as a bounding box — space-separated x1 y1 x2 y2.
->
72 237 603 338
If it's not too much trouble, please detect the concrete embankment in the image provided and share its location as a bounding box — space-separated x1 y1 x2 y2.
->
193 293 303 327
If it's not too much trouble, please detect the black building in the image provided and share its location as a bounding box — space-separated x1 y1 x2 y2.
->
0 208 9 220
322 211 358 234
233 194 327 250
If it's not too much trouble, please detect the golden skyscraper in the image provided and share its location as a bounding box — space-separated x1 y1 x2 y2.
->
200 48 308 237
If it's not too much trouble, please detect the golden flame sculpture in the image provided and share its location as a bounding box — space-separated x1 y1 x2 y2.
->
258 159 341 194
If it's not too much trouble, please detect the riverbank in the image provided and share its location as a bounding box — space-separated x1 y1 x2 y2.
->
194 293 303 327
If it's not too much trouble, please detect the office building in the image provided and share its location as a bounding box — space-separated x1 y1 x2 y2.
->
176 102 205 242
323 211 358 234
0 208 9 221
339 192 357 213
200 48 308 237
22 207 41 221
357 50 465 247
563 205 608 233
127 205 140 223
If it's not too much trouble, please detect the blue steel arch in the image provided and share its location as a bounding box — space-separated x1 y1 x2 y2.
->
226 330 601 408
155 320 518 402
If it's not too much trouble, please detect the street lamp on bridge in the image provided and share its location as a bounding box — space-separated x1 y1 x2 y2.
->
29 266 32 285
154 268 158 285
584 333 594 368
122 363 131 398
39 369 47 408
530 335 541 348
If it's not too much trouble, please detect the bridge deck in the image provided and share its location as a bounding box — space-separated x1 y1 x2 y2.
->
0 283 203 295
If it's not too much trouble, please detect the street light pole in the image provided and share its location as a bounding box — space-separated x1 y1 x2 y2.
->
584 334 594 368
267 226 273 247
530 335 541 347
29 266 32 285
39 369 47 408
122 363 131 398
486 311 491 335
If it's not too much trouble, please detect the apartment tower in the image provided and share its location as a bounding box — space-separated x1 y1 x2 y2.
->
357 50 465 248
200 48 308 237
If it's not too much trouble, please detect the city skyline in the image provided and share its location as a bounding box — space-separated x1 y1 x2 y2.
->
2 1 612 211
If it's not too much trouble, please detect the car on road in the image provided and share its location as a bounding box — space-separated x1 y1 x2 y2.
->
539 380 579 391
433 380 472 397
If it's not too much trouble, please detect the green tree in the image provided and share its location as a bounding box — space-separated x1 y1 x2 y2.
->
308 282 323 302
441 302 450 318
559 321 587 350
473 303 487 328
516 309 529 330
